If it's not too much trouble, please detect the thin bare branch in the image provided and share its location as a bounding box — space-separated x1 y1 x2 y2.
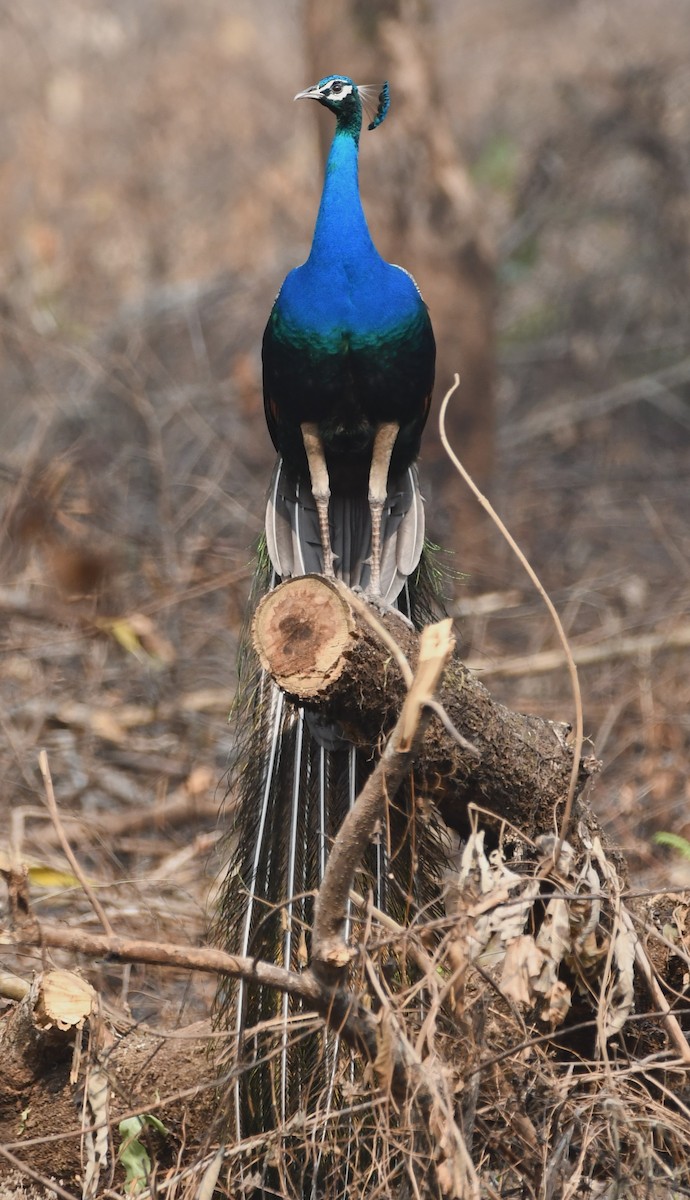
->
38 750 114 937
440 376 584 866
466 621 690 678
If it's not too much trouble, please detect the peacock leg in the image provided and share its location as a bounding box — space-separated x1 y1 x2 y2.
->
300 422 336 577
367 421 399 595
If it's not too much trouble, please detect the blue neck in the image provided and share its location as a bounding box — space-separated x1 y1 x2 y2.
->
307 128 380 271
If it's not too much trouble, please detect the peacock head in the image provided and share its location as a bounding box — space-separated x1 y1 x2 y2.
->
294 75 390 134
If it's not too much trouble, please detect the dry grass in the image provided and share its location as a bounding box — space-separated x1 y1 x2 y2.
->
208 833 690 1199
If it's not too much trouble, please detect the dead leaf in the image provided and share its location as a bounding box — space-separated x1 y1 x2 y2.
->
500 935 545 1006
536 896 572 968
99 613 176 667
543 979 572 1026
28 865 81 889
36 969 96 1030
605 920 636 1036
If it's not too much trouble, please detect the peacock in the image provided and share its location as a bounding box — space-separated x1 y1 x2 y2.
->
216 74 444 1196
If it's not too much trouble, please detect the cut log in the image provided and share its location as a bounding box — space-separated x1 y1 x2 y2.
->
0 969 96 1098
251 575 598 840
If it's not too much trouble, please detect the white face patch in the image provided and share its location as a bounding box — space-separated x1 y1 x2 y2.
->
321 80 354 102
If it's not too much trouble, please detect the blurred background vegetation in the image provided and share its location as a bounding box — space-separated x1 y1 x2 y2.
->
1 0 689 989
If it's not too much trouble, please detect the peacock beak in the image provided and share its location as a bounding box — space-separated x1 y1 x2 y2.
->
294 86 321 102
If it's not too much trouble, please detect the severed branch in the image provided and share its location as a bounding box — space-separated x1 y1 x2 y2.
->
312 618 455 987
252 574 598 843
0 968 95 1095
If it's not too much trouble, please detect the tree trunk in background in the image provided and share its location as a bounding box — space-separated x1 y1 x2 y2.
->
304 0 497 580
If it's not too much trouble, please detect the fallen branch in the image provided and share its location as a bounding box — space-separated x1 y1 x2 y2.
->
1 920 433 1087
12 779 221 846
10 688 235 740
1 922 322 1009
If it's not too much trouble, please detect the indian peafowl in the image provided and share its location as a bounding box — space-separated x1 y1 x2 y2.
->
216 75 444 1194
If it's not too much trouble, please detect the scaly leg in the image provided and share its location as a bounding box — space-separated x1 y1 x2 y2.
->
367 421 399 595
300 422 335 578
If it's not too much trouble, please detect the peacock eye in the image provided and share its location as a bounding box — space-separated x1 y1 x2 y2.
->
330 81 343 94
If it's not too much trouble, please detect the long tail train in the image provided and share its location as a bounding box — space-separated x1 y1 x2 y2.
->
214 463 446 1195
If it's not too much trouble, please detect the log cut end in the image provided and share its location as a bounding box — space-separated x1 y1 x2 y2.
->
252 575 356 698
35 968 96 1031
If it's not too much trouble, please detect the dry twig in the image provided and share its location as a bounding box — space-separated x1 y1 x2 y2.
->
38 749 114 937
440 376 584 864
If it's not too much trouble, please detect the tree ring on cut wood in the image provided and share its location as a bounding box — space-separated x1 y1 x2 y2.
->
252 575 356 697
